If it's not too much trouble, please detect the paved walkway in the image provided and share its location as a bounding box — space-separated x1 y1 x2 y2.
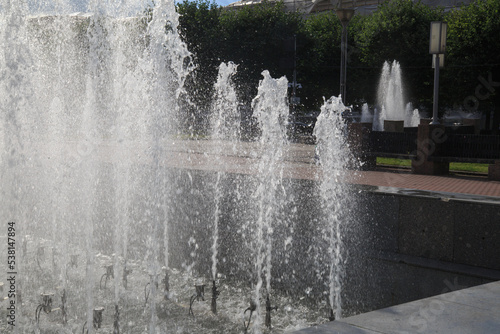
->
162 140 500 199
291 280 500 334
350 169 500 198
77 139 500 198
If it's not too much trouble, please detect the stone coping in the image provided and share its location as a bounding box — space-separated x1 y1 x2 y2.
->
291 280 500 333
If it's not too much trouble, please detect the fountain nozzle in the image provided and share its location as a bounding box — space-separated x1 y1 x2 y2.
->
144 274 159 306
61 289 67 325
100 265 114 289
113 304 120 334
82 307 105 334
265 294 278 329
93 306 105 329
243 300 257 333
329 308 336 321
162 271 170 299
122 267 132 289
211 280 220 314
189 283 206 316
35 293 54 323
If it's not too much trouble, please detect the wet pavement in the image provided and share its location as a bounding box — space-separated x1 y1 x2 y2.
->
290 280 500 334
161 140 500 199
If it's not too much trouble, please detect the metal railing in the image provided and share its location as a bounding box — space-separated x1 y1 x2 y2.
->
438 134 500 160
367 131 418 157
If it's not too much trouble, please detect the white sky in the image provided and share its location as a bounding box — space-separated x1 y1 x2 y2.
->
213 0 234 6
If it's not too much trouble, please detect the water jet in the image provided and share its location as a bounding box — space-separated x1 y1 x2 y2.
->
211 280 219 314
189 282 206 316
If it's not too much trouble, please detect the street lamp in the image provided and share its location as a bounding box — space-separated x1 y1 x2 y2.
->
429 21 447 124
336 7 355 105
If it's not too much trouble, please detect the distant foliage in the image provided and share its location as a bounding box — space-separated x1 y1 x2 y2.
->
217 1 303 104
300 11 342 108
175 0 500 118
442 0 500 122
177 0 223 127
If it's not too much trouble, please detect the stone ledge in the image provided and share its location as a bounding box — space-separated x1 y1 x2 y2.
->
290 281 500 333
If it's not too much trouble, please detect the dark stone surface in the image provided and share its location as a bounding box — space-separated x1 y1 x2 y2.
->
398 196 454 261
358 192 399 253
453 201 500 270
488 160 500 180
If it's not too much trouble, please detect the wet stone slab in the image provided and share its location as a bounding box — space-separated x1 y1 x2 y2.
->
290 280 500 334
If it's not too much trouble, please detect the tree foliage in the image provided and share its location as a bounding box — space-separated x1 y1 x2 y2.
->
175 0 500 121
443 0 500 127
299 11 342 108
218 1 303 103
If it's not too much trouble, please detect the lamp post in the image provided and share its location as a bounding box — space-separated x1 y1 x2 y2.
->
336 7 355 105
429 21 447 124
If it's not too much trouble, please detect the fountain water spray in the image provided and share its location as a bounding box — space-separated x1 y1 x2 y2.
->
376 60 405 130
360 103 373 123
250 70 289 333
208 62 240 310
313 96 356 320
405 102 421 127
0 0 361 332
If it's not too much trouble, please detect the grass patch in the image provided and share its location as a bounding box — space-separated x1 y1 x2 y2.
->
376 157 489 173
448 162 489 173
377 157 411 167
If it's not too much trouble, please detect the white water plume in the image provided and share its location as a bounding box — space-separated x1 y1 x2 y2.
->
250 70 289 333
209 62 240 282
0 1 362 333
313 96 355 320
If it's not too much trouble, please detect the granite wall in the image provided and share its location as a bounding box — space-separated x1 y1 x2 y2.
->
164 169 500 315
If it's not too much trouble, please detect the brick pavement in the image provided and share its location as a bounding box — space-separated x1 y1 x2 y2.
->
173 140 500 198
83 139 500 198
349 169 500 197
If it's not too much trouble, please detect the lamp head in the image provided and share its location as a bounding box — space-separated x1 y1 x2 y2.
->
336 8 355 26
429 21 447 54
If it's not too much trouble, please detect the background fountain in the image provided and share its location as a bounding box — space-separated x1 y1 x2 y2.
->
373 60 420 131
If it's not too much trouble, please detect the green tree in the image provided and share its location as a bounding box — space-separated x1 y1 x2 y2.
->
218 1 303 105
300 11 342 109
444 0 500 132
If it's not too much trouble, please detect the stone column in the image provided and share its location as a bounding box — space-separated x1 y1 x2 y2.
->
347 122 376 170
488 160 500 180
411 122 449 175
